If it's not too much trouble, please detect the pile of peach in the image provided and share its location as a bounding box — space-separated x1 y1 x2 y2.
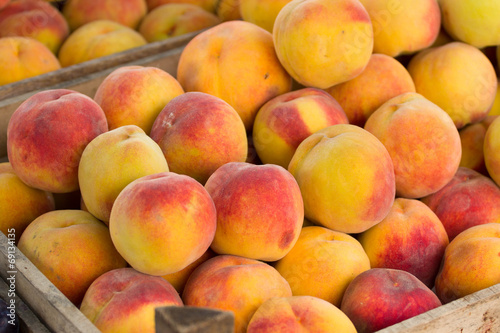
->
1 0 500 333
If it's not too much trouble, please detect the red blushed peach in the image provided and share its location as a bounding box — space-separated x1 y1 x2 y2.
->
146 0 217 13
182 254 292 333
204 162 303 261
80 267 183 333
340 268 442 333
421 167 500 242
252 87 349 168
434 223 500 304
109 172 217 276
247 296 357 333
150 92 248 184
484 115 500 187
17 210 128 306
364 92 462 199
357 198 449 288
325 53 415 127
0 0 9 10
7 89 108 193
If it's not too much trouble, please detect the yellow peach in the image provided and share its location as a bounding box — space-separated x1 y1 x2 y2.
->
239 0 292 33
483 116 500 187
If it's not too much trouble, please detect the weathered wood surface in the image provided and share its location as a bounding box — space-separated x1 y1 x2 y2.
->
155 306 235 333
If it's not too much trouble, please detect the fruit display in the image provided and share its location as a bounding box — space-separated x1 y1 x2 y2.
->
1 0 500 332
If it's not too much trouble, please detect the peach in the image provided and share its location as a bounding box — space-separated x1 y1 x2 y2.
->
439 0 500 48
58 20 147 67
357 198 449 288
146 0 217 13
324 53 415 127
0 0 69 53
182 254 292 333
78 125 169 224
138 4 220 43
364 92 462 199
273 0 373 89
80 267 183 333
434 223 500 304
340 268 442 333
484 115 500 186
274 226 371 307
93 65 185 135
7 89 108 193
177 20 292 131
288 124 395 233
421 167 500 241
407 42 498 129
17 210 128 306
358 0 441 57
204 162 303 261
0 36 60 85
488 81 500 116
0 162 55 242
109 172 217 276
215 0 241 21
247 296 357 333
150 92 248 184
0 0 9 10
61 0 147 31
239 0 292 33
252 87 349 168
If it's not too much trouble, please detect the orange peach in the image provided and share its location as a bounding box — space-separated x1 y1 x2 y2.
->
357 198 449 288
252 87 349 168
364 92 462 199
325 53 415 127
484 115 500 186
247 296 357 333
80 267 183 333
150 92 248 184
7 89 108 193
239 0 292 33
0 36 60 85
434 223 500 304
204 162 303 261
407 42 498 129
274 226 371 307
273 0 373 89
182 254 292 333
288 124 395 233
177 20 292 131
146 0 217 13
0 0 9 10
93 65 184 135
17 210 128 306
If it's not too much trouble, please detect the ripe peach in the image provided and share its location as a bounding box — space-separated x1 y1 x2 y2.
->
150 92 248 184
364 92 461 199
252 87 348 168
274 226 371 307
288 124 395 233
488 81 500 116
239 0 292 33
215 0 241 21
7 89 108 193
146 0 217 13
484 115 500 186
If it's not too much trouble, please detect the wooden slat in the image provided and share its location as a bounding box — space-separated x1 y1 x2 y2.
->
155 306 235 333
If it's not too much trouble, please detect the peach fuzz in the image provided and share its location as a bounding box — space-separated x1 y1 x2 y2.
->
0 36 60 85
288 124 395 234
407 42 498 129
325 53 415 127
58 20 147 67
434 223 500 304
177 20 292 131
358 0 441 57
0 0 69 53
93 65 184 135
357 198 449 288
0 162 55 242
364 92 461 199
252 87 348 168
80 268 183 333
484 115 500 186
150 92 248 184
146 0 217 13
78 125 169 224
7 89 108 193
61 0 147 31
274 226 371 307
239 0 292 33
340 268 442 333
17 210 128 306
182 254 292 333
273 0 373 89
247 296 357 333
110 172 217 276
138 4 220 43
204 162 303 261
